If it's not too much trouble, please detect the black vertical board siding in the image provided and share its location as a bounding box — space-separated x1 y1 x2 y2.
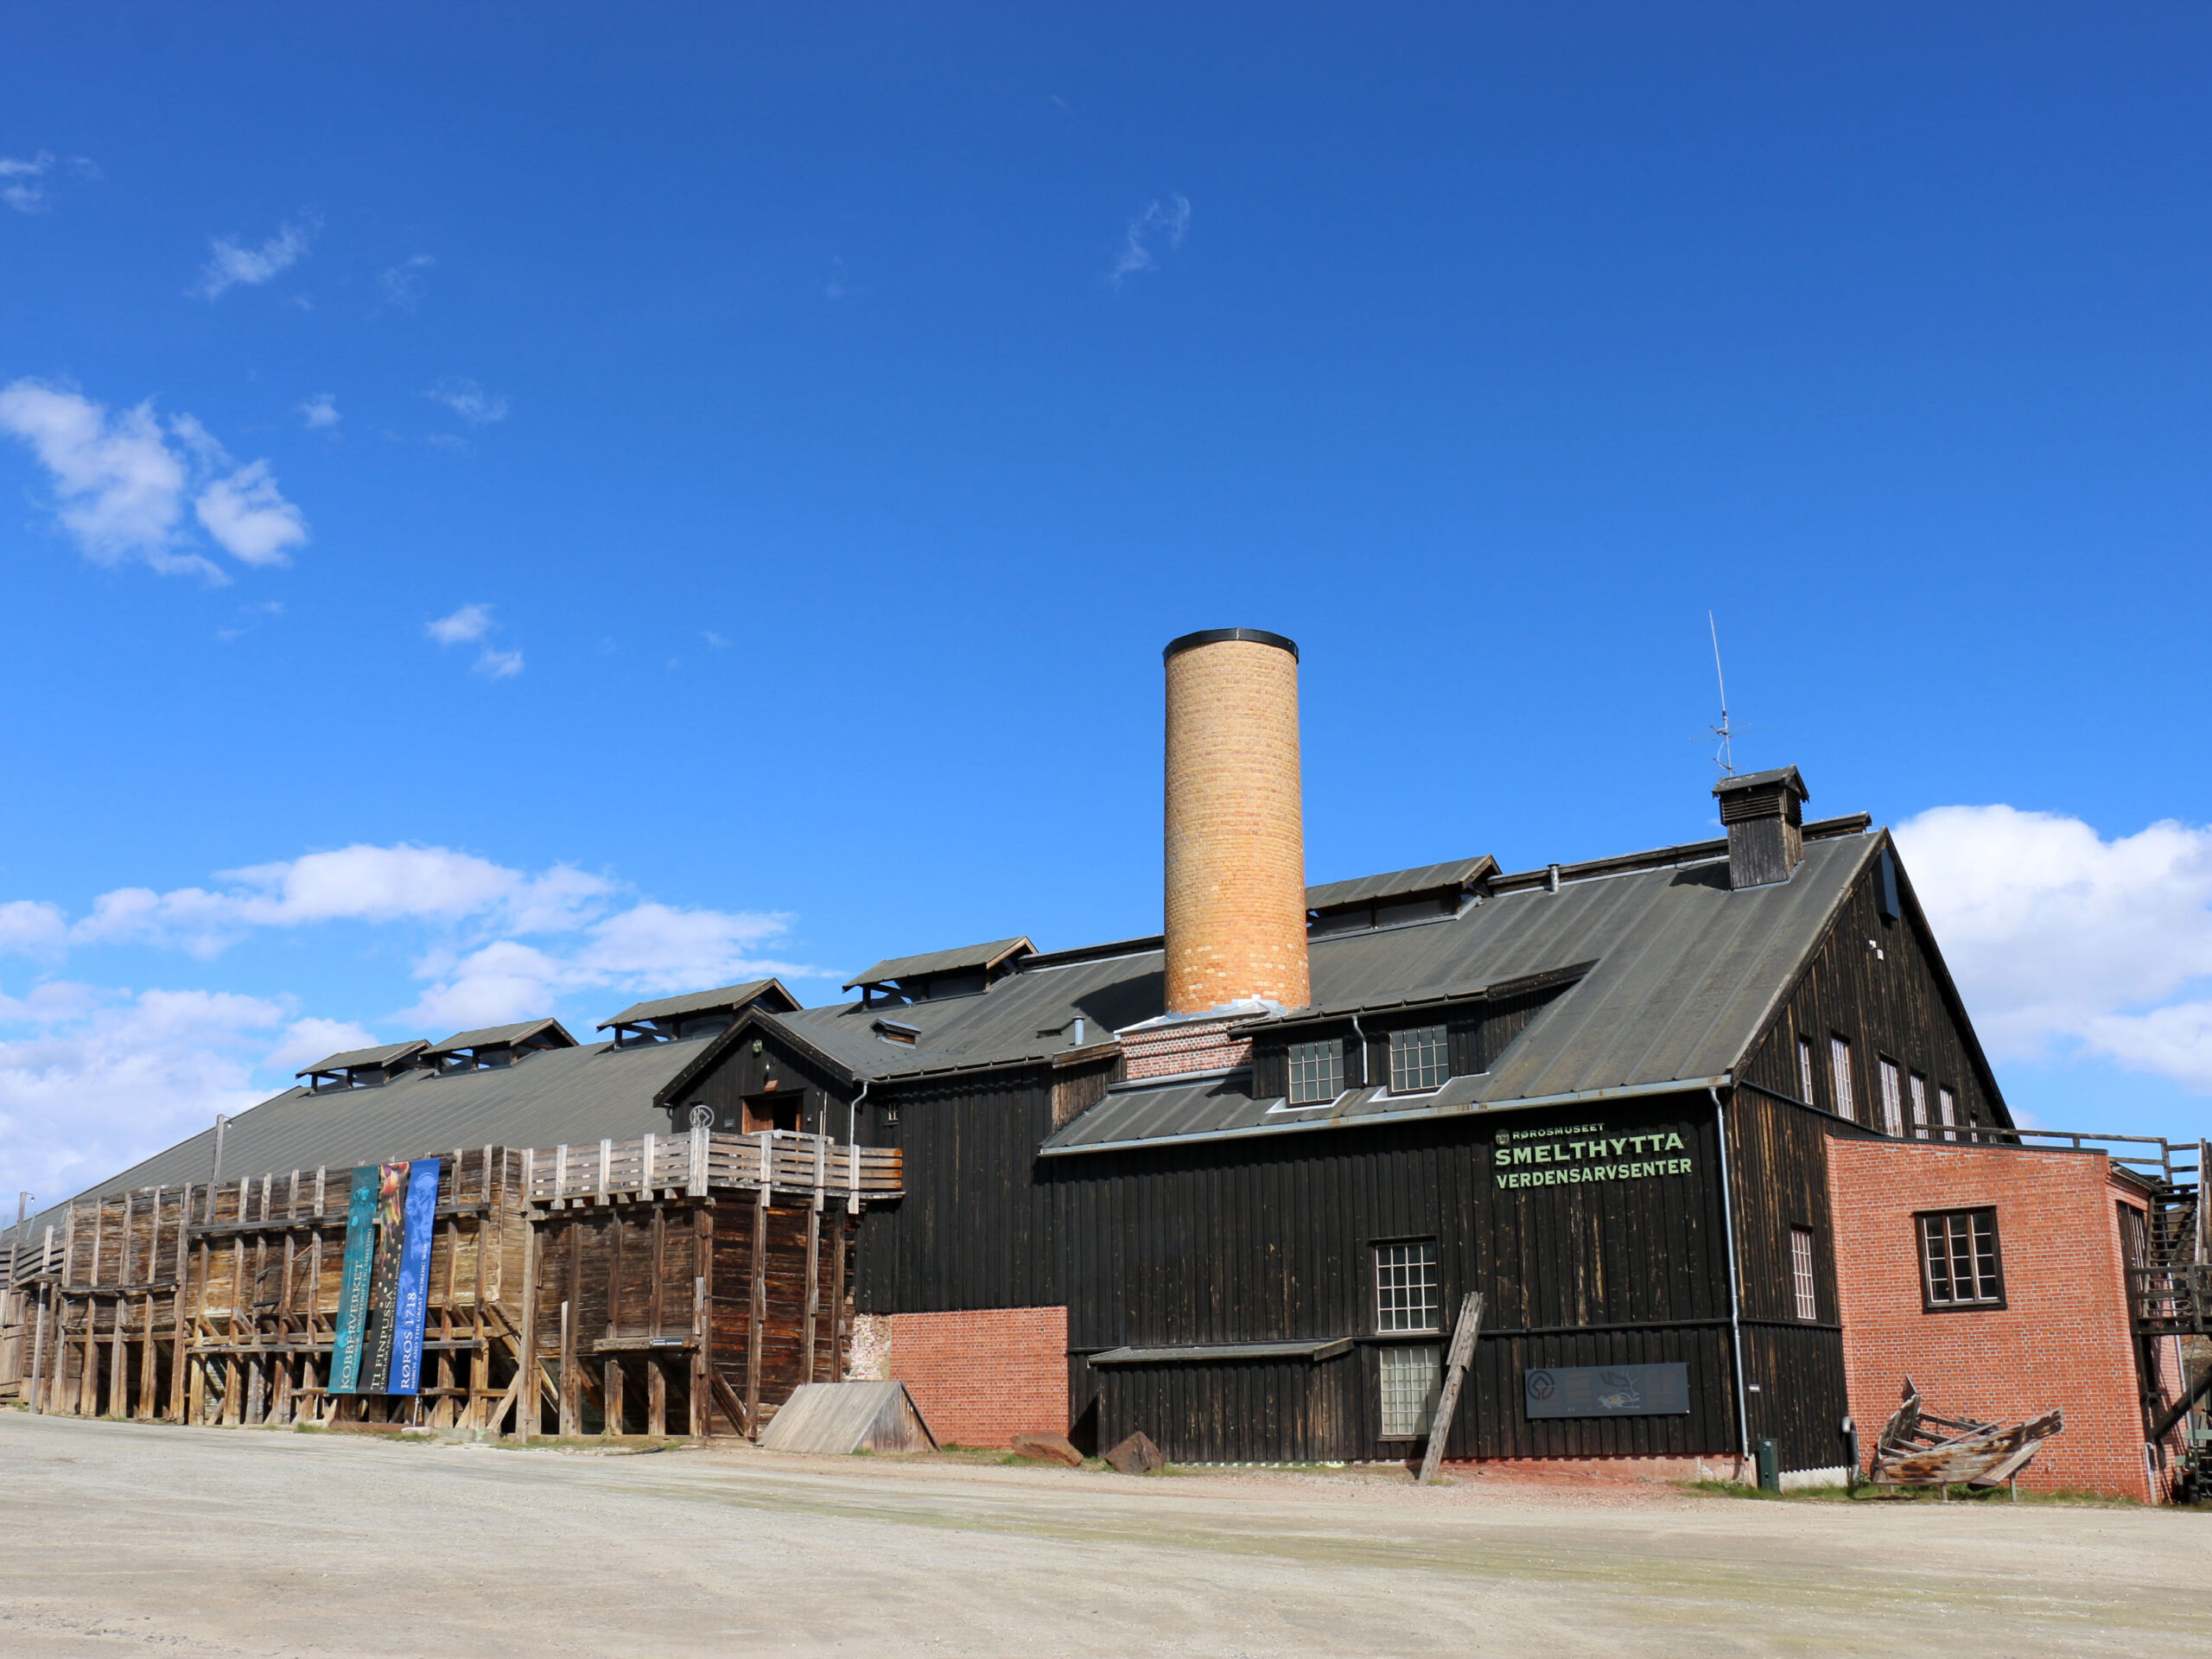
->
1741 1323 1853 1471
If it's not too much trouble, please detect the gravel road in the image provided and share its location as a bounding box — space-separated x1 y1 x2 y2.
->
2 1412 2202 1656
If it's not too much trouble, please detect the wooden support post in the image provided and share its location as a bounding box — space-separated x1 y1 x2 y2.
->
518 1210 539 1444
167 1192 191 1421
27 1281 48 1414
804 1202 823 1383
692 1200 714 1440
558 1297 578 1438
832 1204 849 1380
747 1151 768 1439
137 1295 158 1420
1418 1292 1485 1485
604 1356 624 1437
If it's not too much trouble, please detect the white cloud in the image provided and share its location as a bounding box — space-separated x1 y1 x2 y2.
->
1110 193 1191 285
262 1016 382 1077
1895 804 2212 1092
0 901 68 958
426 378 509 426
0 380 308 579
474 647 524 679
298 394 340 430
0 151 98 213
0 984 286 1208
378 254 435 309
194 460 307 565
427 603 494 645
193 215 316 300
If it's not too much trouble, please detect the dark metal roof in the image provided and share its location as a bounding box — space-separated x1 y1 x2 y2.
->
1090 1338 1353 1364
426 1017 575 1056
1305 857 1497 912
6 1035 718 1250
1163 627 1299 662
296 1039 429 1077
842 937 1033 991
1040 832 1879 1155
595 979 793 1031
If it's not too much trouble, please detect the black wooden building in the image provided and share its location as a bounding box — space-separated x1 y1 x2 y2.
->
656 764 2018 1474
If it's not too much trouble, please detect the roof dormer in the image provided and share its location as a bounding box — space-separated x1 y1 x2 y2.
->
1305 857 1496 938
844 937 1033 1008
423 1017 576 1074
296 1039 431 1094
596 978 800 1048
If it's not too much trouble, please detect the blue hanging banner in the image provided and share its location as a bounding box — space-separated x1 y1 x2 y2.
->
328 1167 380 1395
387 1158 442 1395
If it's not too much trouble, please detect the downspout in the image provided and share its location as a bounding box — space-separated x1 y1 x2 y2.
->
849 1078 869 1147
1348 1011 1370 1091
1711 1084 1751 1472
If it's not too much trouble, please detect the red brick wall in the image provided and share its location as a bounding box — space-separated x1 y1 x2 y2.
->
1827 1138 2162 1500
885 1306 1068 1449
1119 1016 1257 1082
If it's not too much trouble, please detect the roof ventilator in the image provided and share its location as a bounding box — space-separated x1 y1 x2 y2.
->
1713 766 1810 891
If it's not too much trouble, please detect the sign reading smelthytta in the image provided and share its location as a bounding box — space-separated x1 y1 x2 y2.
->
1493 1122 1693 1190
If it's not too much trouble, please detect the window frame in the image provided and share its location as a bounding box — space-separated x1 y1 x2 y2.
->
1916 1206 2005 1312
1376 1342 1445 1440
1937 1085 1958 1141
1372 1238 1441 1335
1789 1225 1819 1321
1386 1023 1451 1096
1830 1035 1856 1122
1796 1035 1817 1106
1908 1073 1929 1139
1286 1037 1344 1106
1878 1056 1904 1137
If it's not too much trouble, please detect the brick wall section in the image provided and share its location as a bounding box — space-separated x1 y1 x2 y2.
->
1163 636 1310 1013
1119 1016 1258 1082
880 1306 1069 1449
1827 1138 2164 1500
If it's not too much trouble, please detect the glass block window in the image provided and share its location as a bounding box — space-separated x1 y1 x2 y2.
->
1830 1036 1856 1122
1797 1037 1817 1105
1790 1227 1818 1320
1287 1039 1343 1105
1937 1087 1958 1142
1920 1209 2004 1307
1878 1058 1904 1137
1909 1074 1929 1138
1389 1025 1449 1094
1378 1344 1444 1438
1375 1241 1440 1332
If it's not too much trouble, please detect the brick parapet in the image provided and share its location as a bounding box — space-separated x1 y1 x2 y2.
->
1826 1138 2169 1501
1119 1017 1259 1082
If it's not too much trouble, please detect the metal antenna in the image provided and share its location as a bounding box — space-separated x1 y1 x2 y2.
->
1707 612 1735 777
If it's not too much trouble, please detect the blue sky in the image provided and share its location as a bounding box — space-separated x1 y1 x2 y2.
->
2 4 2207 1204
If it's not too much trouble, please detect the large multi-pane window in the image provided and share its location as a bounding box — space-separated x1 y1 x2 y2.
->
1909 1074 1929 1139
1790 1227 1818 1320
1797 1037 1817 1105
1375 1241 1440 1332
1830 1036 1856 1122
1878 1058 1904 1137
1920 1209 2004 1307
1378 1344 1444 1438
1389 1025 1449 1094
1287 1039 1343 1105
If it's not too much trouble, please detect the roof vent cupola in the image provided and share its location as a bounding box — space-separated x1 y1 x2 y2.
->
1713 766 1809 891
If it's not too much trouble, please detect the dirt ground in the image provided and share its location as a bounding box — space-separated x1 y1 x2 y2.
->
2 1412 2203 1657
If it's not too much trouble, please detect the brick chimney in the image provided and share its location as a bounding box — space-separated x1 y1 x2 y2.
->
1713 766 1809 890
1161 629 1311 1013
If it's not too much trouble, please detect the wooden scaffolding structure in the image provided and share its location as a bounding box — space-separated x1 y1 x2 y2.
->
0 1128 900 1440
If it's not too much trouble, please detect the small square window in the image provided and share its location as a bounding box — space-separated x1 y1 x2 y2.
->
1830 1036 1856 1122
1287 1039 1343 1104
1919 1209 2004 1308
1878 1058 1904 1137
1789 1227 1818 1320
1389 1025 1449 1094
1375 1241 1440 1332
1378 1344 1443 1439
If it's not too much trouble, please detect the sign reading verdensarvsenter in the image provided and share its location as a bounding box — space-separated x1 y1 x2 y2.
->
1523 1363 1691 1418
1493 1122 1694 1190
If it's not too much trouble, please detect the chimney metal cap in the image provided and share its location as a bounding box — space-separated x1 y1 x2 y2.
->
1163 628 1300 663
1712 765 1808 803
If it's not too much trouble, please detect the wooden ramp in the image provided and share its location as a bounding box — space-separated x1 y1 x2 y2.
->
760 1381 937 1455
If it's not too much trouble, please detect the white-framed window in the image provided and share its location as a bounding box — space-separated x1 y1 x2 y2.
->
1830 1036 1856 1122
1937 1086 1958 1141
1797 1036 1817 1105
1375 1241 1440 1332
1878 1058 1904 1136
1909 1074 1929 1138
1378 1344 1444 1438
1287 1039 1343 1105
1790 1226 1818 1320
1389 1025 1449 1094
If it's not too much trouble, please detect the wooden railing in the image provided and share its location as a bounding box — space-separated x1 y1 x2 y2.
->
523 1128 901 1208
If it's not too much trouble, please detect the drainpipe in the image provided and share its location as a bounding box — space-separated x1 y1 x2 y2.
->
1348 1011 1370 1091
1710 1084 1751 1472
848 1079 869 1147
